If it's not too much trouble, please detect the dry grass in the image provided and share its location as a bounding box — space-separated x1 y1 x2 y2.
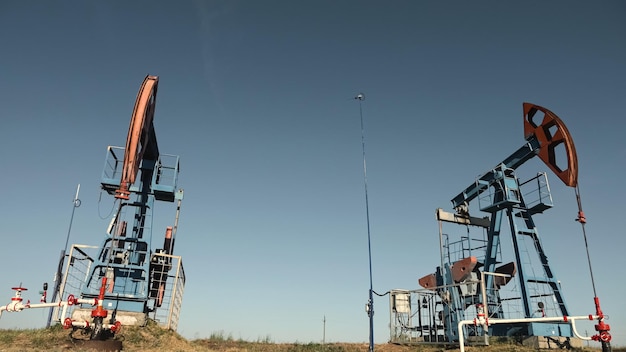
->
0 322 621 352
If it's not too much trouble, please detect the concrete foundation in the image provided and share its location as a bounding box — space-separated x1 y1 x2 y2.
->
522 336 583 349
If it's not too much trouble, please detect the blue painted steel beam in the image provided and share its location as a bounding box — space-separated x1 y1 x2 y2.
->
451 137 541 209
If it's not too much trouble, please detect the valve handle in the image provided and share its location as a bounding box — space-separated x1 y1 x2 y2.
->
110 321 122 334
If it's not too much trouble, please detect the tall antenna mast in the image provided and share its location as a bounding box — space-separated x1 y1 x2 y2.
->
355 93 375 352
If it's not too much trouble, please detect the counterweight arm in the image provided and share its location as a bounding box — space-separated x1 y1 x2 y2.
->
115 75 160 200
523 102 578 187
451 103 578 210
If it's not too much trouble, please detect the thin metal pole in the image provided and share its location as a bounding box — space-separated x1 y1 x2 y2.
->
64 184 82 252
47 184 81 327
355 93 375 352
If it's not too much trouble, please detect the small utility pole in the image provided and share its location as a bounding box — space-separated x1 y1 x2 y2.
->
322 315 326 348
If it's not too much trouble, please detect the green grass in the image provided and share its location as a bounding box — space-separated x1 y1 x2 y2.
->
257 334 274 343
208 329 235 342
0 329 17 344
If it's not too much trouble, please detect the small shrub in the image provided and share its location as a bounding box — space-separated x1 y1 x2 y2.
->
257 334 273 344
209 330 234 341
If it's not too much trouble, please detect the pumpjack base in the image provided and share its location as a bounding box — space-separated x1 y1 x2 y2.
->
490 322 573 338
71 308 147 327
522 336 583 349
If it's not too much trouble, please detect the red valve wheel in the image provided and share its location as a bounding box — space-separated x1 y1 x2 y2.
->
600 331 612 342
110 321 122 334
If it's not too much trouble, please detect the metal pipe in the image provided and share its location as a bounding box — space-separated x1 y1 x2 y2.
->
1 296 96 315
438 219 445 281
458 315 599 352
170 194 183 254
70 320 120 331
570 317 595 342
167 257 181 330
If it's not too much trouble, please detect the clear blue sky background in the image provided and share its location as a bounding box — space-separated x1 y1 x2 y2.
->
1 0 625 346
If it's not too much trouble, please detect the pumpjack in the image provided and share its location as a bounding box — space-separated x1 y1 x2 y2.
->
0 75 186 341
389 103 611 351
68 75 185 339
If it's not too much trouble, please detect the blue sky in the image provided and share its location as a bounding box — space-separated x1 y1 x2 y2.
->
1 0 625 346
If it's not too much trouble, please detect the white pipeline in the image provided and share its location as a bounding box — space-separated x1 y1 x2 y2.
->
0 297 96 320
457 315 600 352
70 320 118 330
